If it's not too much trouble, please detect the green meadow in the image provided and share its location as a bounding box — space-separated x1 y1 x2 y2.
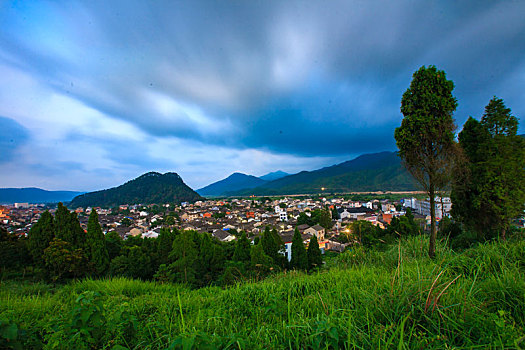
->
1 235 524 349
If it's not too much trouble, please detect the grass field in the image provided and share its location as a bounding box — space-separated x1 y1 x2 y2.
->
1 236 524 349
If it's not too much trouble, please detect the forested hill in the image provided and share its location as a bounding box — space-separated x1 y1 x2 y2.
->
69 172 202 208
230 151 418 195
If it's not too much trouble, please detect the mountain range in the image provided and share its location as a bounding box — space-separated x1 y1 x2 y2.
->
197 151 417 197
196 170 290 196
0 188 83 204
69 172 202 208
232 151 417 195
259 170 290 181
197 173 267 196
3 151 418 205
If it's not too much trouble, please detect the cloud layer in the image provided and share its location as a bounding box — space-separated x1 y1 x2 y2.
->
1 1 524 190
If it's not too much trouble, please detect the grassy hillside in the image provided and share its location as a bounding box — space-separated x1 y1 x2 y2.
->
1 236 523 349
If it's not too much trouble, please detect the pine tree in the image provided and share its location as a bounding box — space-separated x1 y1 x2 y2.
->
261 226 278 260
54 203 85 249
195 233 225 286
86 210 109 276
28 210 55 264
250 241 273 278
307 235 322 270
290 227 308 270
169 231 198 285
157 227 176 265
69 211 87 248
54 203 71 243
233 232 251 263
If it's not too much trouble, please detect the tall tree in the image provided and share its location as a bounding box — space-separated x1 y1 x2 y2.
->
261 226 284 264
395 65 458 258
290 227 308 270
54 203 85 249
307 235 322 270
86 210 109 276
232 232 251 263
452 98 524 240
28 210 55 264
54 203 71 242
250 241 273 278
169 231 198 285
195 233 225 286
157 227 177 265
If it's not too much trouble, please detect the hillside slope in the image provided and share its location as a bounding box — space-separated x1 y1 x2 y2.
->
69 172 202 207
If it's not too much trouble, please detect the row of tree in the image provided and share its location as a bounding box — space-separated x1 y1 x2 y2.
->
4 203 323 286
395 65 524 257
27 203 109 280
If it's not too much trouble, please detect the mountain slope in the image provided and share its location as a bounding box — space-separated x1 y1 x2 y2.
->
197 172 267 197
259 170 289 181
0 188 83 204
69 172 202 208
230 151 418 195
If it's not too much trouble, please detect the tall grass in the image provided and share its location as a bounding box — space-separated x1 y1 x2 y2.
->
1 236 523 349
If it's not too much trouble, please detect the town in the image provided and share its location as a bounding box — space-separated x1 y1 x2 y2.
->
1 195 453 261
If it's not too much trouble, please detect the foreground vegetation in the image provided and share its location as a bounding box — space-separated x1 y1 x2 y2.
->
1 235 524 349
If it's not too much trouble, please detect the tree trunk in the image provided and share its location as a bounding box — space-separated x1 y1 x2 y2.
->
501 226 506 241
429 185 436 259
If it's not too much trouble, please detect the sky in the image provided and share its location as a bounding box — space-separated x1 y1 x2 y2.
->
1 1 524 191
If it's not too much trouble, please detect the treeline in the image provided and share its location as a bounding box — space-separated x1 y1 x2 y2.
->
1 203 322 287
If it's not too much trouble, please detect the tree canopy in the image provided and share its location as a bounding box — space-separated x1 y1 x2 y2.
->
452 97 524 240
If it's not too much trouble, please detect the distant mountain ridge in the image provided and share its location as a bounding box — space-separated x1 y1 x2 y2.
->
197 172 267 196
259 170 289 181
69 172 202 208
229 151 418 195
0 188 83 204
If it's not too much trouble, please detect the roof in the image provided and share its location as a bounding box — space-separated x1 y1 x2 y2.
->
311 224 325 231
297 224 310 231
279 230 313 244
212 230 235 241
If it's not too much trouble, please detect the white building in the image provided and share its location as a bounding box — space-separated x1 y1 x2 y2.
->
418 197 452 219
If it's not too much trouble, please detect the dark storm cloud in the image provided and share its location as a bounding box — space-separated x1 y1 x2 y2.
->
0 116 29 163
1 0 524 158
